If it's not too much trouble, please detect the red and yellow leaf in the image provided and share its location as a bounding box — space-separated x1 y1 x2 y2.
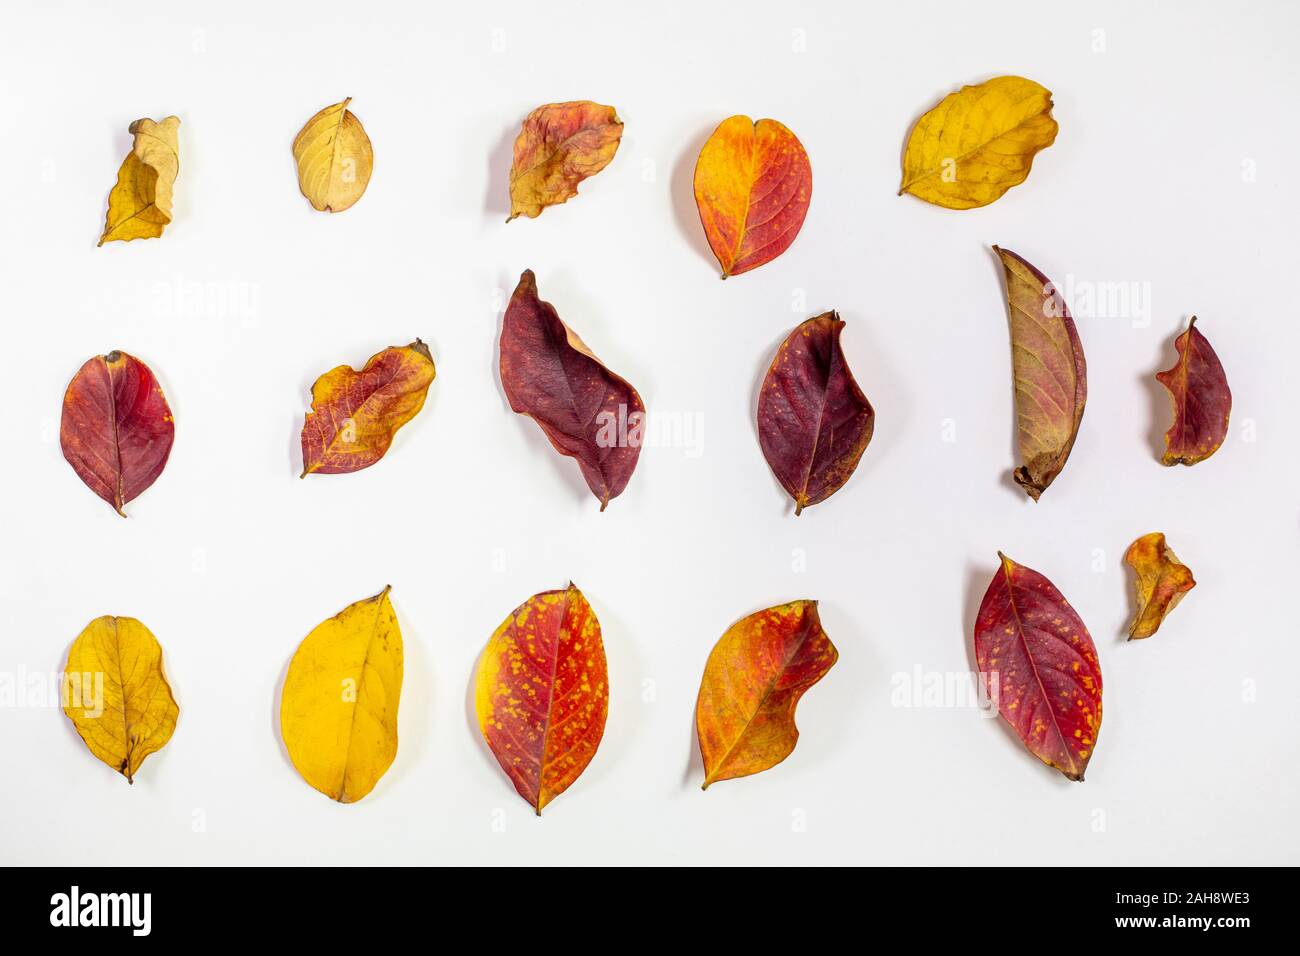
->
695 600 837 788
693 115 812 278
757 312 874 515
507 101 623 221
474 583 608 814
500 270 644 510
994 246 1087 500
1124 532 1196 640
60 350 175 516
1156 316 1232 466
300 340 435 476
974 553 1102 781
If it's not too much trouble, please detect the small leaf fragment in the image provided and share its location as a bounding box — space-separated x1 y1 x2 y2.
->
500 270 644 509
899 76 1057 209
292 98 374 213
994 246 1087 500
63 616 178 782
974 553 1103 781
507 101 623 221
696 600 837 788
474 583 609 814
60 350 175 516
99 115 181 245
1156 317 1232 466
280 587 403 803
300 340 435 476
1124 532 1196 640
693 115 812 277
758 312 875 515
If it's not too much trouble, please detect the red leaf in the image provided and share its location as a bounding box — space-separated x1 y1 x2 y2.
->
757 312 874 514
60 351 175 516
1156 316 1232 465
500 270 645 510
973 553 1103 781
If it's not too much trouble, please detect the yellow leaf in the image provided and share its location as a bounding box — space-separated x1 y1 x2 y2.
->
98 116 181 245
899 76 1057 209
280 587 403 803
62 616 179 782
292 97 374 213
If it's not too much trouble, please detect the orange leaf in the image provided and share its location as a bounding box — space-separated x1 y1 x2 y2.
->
507 101 623 221
473 584 609 814
693 116 812 278
1124 533 1196 640
300 340 435 476
695 600 837 788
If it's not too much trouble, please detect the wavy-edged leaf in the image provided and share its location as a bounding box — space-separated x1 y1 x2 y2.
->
280 587 403 803
60 350 175 516
974 553 1102 781
695 600 837 788
99 115 180 245
693 115 812 277
757 312 874 515
300 340 435 476
899 76 1057 209
474 583 608 814
500 270 644 509
292 98 374 213
63 616 178 782
507 101 623 221
1124 532 1196 640
994 246 1087 500
1156 316 1232 466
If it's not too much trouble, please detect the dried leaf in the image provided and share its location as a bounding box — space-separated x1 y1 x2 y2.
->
1124 532 1196 640
994 246 1087 500
60 350 175 516
474 583 608 814
1156 317 1232 465
292 98 374 213
757 313 874 515
98 116 180 245
695 600 837 788
899 76 1057 209
507 101 623 221
62 616 178 783
300 340 435 476
280 587 403 803
974 553 1102 781
500 270 644 510
693 115 812 277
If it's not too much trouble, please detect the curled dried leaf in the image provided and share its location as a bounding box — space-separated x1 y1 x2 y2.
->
63 616 178 782
1124 532 1196 640
292 98 374 213
99 116 180 245
1156 317 1232 466
507 101 623 221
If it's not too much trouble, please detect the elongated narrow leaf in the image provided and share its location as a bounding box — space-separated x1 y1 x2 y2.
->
507 101 623 221
60 350 175 516
474 583 608 814
99 116 180 245
300 340 435 476
900 76 1057 209
994 246 1087 500
696 600 837 788
280 587 403 803
500 270 644 509
693 115 812 277
757 313 874 514
63 616 178 782
974 553 1102 781
292 98 374 213
1156 317 1232 465
1124 532 1196 640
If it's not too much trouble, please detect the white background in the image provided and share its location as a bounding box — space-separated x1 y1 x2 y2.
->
1 0 1297 866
